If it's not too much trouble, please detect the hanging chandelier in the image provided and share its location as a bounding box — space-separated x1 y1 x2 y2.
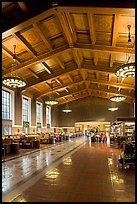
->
2 45 26 89
62 102 72 113
108 101 119 111
110 78 126 102
108 107 119 111
45 98 58 106
110 95 125 102
45 80 58 106
115 25 135 78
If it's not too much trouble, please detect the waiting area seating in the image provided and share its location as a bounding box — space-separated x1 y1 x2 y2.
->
118 141 135 169
2 132 83 159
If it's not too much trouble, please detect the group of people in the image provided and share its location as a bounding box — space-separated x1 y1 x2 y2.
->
89 132 107 143
118 141 135 167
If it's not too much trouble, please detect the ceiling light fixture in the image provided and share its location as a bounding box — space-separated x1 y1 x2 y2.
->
110 78 126 102
2 45 26 89
115 25 135 78
45 80 58 106
108 101 119 111
62 102 72 113
110 95 125 103
108 107 119 111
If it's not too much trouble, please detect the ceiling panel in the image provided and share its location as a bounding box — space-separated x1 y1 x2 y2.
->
2 2 135 105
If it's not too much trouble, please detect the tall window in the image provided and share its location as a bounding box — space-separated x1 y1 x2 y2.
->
2 89 13 135
22 97 29 122
46 105 51 125
36 102 42 123
2 90 10 120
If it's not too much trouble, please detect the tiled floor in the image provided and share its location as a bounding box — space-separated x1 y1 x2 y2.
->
2 136 135 202
2 142 61 161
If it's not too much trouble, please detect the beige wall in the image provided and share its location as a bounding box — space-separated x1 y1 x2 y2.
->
42 101 46 127
52 96 132 127
11 93 47 134
3 90 134 135
31 97 36 126
14 91 22 125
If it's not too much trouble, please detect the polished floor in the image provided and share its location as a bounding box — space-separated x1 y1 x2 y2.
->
2 136 135 202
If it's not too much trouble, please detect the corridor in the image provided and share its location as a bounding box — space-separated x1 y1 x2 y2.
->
2 136 135 202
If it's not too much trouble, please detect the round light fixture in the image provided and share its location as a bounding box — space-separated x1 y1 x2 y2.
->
108 107 119 111
45 80 58 106
110 95 126 102
62 109 72 113
2 76 26 89
45 100 58 106
115 62 135 78
62 102 72 113
115 25 135 78
2 45 27 89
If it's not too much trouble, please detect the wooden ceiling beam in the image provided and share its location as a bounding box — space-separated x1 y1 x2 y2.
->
79 69 86 81
67 73 74 83
85 82 89 89
56 78 63 86
33 23 53 51
2 45 69 76
32 86 42 92
109 54 114 67
75 44 135 54
2 6 134 40
41 62 53 74
65 88 69 92
96 73 99 80
28 68 39 78
13 32 37 57
56 57 65 69
92 89 134 101
36 80 84 98
112 14 119 47
79 69 88 89
25 66 134 96
23 63 134 92
2 8 54 40
17 2 28 13
65 12 77 43
83 64 116 74
54 10 74 47
3 44 135 76
25 64 77 90
93 52 98 66
45 82 51 88
2 45 21 64
88 13 96 45
55 91 60 95
36 77 134 100
86 78 134 89
58 7 135 15
58 92 132 105
71 49 81 68
121 78 125 83
89 85 133 98
108 74 110 81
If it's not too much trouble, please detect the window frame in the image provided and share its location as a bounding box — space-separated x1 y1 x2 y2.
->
46 105 51 126
36 101 42 124
22 95 31 124
2 89 11 120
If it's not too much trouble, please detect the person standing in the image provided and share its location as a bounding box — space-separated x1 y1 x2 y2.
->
102 133 107 143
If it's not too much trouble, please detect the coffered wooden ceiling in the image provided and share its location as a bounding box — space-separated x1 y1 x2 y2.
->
2 1 135 105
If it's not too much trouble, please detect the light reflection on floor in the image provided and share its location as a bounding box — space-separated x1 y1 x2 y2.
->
2 136 85 195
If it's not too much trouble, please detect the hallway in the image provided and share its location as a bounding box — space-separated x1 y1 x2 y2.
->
2 137 135 202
